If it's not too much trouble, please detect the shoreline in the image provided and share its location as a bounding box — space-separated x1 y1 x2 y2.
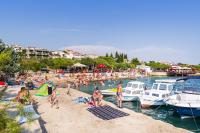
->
33 88 190 133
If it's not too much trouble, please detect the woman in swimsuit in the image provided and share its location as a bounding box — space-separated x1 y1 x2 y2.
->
116 81 123 108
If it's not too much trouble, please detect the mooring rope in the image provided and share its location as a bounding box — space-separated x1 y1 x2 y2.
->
188 103 200 132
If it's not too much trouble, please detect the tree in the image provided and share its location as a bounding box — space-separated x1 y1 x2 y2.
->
124 54 128 59
131 58 140 66
20 58 41 72
115 51 119 58
193 65 200 72
106 53 108 57
0 39 6 52
128 63 136 69
146 61 170 71
116 63 129 70
101 56 116 69
0 43 20 75
80 58 95 66
110 53 113 58
51 58 74 69
95 57 109 67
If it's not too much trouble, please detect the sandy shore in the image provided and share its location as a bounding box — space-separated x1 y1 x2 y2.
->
33 88 190 133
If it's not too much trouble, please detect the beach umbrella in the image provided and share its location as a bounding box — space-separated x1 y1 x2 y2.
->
97 64 106 68
73 63 87 68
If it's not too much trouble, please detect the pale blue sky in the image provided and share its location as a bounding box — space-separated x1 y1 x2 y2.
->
0 0 200 64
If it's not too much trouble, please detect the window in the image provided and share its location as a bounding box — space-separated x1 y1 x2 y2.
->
132 84 138 89
125 90 131 94
159 84 167 90
145 92 149 95
139 85 143 89
132 90 140 94
127 83 132 87
152 84 158 90
152 93 159 97
162 94 166 98
168 85 173 91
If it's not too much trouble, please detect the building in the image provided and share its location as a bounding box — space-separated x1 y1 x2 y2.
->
11 45 23 53
11 45 51 58
51 50 73 59
136 65 152 73
51 50 99 59
11 45 99 59
168 65 195 76
25 47 51 58
63 49 85 59
83 54 98 59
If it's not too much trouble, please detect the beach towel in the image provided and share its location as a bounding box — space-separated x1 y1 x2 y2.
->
17 105 40 124
35 83 48 96
73 97 92 104
87 105 129 120
35 83 60 96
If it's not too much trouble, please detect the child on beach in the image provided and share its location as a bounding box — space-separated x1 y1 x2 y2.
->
66 82 71 96
50 88 59 109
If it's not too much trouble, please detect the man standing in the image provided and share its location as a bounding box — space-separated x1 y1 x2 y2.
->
116 81 123 108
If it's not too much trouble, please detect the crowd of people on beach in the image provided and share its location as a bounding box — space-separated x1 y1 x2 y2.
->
11 70 135 110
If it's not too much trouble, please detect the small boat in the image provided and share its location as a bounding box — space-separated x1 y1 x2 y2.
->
122 81 145 102
101 88 118 96
140 79 176 108
165 76 200 117
101 81 145 99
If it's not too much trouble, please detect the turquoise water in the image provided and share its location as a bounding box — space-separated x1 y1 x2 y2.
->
79 77 200 132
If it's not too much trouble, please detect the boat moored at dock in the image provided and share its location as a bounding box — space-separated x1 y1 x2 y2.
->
121 81 145 102
165 76 200 117
140 79 176 108
101 81 145 102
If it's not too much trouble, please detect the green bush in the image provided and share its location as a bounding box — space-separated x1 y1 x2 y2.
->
0 109 22 133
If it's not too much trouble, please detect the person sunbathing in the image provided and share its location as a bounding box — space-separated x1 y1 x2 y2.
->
15 87 35 104
92 87 103 107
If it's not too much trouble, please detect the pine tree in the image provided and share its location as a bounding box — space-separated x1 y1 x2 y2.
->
124 54 128 59
110 53 113 58
121 53 124 63
106 53 108 57
115 51 119 59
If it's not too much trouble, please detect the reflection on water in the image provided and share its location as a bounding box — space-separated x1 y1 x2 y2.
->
80 76 200 132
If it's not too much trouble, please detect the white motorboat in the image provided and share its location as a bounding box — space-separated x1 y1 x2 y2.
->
140 79 176 108
165 76 200 117
122 81 145 102
101 81 145 100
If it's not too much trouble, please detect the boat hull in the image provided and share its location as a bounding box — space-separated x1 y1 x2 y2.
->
122 96 139 102
170 106 200 117
140 99 165 108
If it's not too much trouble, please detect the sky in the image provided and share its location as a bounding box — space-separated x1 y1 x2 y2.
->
0 0 200 64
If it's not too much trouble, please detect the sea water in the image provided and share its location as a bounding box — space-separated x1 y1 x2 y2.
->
79 76 200 132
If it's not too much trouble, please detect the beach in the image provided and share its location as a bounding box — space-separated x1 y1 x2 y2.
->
32 88 190 133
